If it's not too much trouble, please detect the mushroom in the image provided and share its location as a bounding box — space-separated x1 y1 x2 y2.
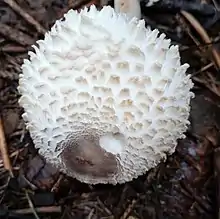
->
114 0 160 17
18 5 194 185
114 0 141 20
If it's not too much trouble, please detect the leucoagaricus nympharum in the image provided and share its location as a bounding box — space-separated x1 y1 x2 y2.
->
18 5 194 185
114 0 161 19
114 0 141 20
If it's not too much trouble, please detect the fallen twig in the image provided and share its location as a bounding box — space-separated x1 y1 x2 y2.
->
0 117 13 177
181 10 220 69
3 0 46 35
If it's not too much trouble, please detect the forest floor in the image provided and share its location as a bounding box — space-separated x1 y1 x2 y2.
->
0 0 220 219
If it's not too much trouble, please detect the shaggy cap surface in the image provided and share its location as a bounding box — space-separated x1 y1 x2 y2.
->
18 5 194 184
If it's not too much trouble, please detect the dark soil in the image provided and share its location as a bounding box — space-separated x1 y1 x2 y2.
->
0 0 220 219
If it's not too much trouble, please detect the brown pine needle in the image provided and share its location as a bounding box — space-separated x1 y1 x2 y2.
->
11 206 62 214
25 190 40 219
0 117 14 177
3 0 46 35
181 10 220 69
51 174 64 192
120 199 137 219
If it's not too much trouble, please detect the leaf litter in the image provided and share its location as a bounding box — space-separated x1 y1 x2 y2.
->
0 0 220 218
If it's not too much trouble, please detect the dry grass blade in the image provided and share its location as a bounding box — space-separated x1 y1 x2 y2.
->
3 0 46 35
181 10 220 69
0 117 13 177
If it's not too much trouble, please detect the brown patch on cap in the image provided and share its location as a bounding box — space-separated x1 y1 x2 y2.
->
59 137 119 178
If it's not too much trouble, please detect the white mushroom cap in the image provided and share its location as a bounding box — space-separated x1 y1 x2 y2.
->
18 5 194 185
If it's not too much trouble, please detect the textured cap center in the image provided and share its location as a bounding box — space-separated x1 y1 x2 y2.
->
59 136 119 179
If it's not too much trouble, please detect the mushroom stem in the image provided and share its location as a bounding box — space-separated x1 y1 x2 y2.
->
114 0 141 20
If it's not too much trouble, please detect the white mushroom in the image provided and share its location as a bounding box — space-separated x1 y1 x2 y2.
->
18 5 194 185
114 0 141 20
